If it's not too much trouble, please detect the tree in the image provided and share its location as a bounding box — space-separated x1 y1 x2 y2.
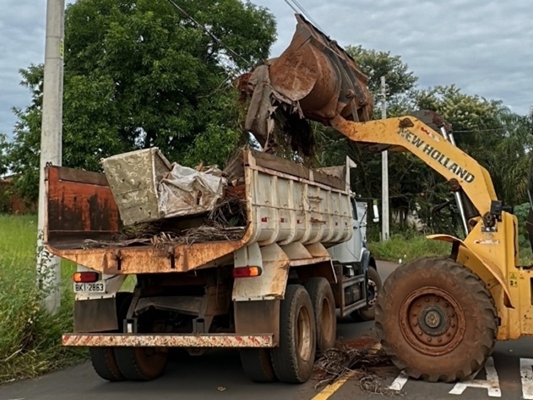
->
5 0 276 201
345 45 418 108
0 133 8 177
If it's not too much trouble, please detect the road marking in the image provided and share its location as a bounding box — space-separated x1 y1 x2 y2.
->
389 371 409 391
311 371 356 400
520 358 533 399
311 342 383 399
449 357 501 397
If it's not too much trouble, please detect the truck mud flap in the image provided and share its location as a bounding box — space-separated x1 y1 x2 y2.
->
62 333 274 348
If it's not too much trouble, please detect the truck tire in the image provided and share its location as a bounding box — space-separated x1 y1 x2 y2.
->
375 257 498 382
304 277 336 353
271 284 316 384
239 349 277 383
114 347 169 381
356 266 382 321
89 292 132 381
89 347 125 382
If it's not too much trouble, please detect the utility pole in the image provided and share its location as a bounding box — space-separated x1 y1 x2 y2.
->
37 0 65 315
381 76 389 241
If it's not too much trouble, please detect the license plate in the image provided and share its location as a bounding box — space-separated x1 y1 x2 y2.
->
74 282 106 293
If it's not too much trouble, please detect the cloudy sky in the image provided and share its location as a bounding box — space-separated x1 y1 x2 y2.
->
1 0 532 139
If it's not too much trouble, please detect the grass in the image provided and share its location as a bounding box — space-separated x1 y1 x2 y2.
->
0 214 143 383
0 214 90 383
368 232 533 266
367 234 451 263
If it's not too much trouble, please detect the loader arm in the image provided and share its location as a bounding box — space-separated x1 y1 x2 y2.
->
330 113 518 308
330 114 498 219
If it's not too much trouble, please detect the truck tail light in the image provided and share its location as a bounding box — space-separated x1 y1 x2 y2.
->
233 266 262 278
73 272 100 283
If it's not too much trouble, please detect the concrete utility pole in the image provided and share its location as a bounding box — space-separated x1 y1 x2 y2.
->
381 76 389 242
37 0 65 315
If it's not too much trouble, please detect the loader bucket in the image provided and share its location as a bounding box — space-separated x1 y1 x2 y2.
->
238 14 373 151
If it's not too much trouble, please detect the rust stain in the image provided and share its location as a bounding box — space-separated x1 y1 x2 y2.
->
46 166 119 245
54 236 252 274
338 336 378 349
62 333 274 348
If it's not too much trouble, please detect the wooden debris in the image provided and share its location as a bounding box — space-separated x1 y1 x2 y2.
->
313 344 402 397
82 188 247 249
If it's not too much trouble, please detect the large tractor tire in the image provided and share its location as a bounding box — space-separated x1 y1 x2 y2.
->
89 292 132 382
271 284 316 384
375 257 498 382
304 277 336 353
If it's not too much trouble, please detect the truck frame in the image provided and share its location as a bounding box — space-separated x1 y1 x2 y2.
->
45 148 379 383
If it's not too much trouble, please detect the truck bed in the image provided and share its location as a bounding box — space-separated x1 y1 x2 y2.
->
44 149 353 274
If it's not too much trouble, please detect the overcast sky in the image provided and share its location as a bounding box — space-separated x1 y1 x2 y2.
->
1 0 531 139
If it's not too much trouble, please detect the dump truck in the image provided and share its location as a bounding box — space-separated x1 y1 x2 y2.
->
238 13 533 383
46 147 380 384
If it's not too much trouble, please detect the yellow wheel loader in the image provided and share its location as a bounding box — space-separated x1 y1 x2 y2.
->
239 13 528 382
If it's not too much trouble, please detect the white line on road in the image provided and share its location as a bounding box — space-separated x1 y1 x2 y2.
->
520 358 533 399
388 371 409 391
449 357 501 397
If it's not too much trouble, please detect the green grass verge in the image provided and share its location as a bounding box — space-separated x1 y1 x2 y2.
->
367 234 451 263
368 233 533 266
0 214 90 383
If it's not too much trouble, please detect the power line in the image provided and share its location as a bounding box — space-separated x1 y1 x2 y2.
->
291 0 324 31
283 0 325 32
165 0 252 68
283 0 299 14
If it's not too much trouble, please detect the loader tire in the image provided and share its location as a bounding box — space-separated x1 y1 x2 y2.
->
356 266 382 321
304 277 336 353
89 292 132 382
271 284 316 384
375 257 498 383
239 349 277 383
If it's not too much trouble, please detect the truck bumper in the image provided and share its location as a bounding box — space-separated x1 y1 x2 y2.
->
62 333 275 348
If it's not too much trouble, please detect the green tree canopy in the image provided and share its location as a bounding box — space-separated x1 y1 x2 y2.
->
5 0 276 200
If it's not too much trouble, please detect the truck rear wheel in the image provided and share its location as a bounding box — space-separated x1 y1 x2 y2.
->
375 257 497 382
239 349 277 383
304 277 336 353
114 347 169 381
271 284 316 384
89 347 125 381
356 266 382 321
89 292 132 381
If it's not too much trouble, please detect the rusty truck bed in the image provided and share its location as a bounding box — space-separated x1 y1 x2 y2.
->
44 166 251 274
44 149 351 275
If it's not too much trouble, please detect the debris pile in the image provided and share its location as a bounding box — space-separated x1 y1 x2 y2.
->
83 147 248 249
313 342 402 397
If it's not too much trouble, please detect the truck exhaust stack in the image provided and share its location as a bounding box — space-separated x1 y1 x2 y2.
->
238 14 374 152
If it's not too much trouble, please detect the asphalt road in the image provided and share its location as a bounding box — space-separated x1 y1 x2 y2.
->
2 261 532 400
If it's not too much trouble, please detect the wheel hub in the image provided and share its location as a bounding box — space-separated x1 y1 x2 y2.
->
399 287 466 356
367 279 377 306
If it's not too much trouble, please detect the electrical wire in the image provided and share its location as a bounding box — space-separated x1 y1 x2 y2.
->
290 0 325 32
165 0 252 68
283 0 324 32
283 0 300 14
